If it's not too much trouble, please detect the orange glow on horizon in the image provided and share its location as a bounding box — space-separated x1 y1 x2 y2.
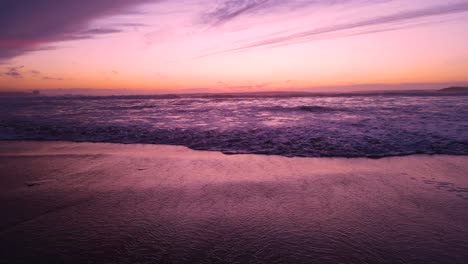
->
1 0 468 92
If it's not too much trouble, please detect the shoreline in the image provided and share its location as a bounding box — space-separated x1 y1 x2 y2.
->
1 140 468 263
1 139 465 159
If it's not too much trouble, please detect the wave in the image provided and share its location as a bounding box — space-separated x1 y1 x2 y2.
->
263 105 346 113
1 95 467 158
1 120 467 158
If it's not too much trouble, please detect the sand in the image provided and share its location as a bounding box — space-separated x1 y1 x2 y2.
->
1 141 468 264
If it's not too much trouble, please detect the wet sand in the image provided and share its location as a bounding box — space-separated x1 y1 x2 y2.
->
1 141 468 264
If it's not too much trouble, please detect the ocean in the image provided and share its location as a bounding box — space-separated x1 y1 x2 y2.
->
1 92 467 157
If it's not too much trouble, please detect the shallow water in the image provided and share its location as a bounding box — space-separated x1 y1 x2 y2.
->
1 92 467 157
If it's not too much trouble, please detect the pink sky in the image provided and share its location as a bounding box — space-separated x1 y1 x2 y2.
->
1 0 468 92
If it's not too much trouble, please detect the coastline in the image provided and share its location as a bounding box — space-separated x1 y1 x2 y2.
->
1 140 468 263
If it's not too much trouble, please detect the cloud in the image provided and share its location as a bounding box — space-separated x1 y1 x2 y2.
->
201 0 358 26
2 66 25 79
118 23 148 28
42 76 64 81
0 0 155 61
202 1 468 56
202 0 270 26
0 65 65 80
30 70 41 75
80 28 123 35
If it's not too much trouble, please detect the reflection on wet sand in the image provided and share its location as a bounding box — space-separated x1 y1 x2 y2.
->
1 141 468 264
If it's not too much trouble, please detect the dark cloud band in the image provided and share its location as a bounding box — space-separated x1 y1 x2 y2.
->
0 0 154 61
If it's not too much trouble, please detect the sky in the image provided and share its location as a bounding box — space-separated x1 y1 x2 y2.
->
1 0 468 93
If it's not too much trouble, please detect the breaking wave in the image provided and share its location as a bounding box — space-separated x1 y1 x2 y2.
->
1 93 467 157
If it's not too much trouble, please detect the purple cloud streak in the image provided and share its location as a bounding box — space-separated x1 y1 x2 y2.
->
200 1 468 57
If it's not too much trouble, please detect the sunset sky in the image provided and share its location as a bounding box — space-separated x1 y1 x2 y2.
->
1 0 468 92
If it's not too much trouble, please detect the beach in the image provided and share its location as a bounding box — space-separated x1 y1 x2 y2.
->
2 0 468 263
1 140 468 263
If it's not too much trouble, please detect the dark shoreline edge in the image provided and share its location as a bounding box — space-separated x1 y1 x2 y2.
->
2 139 466 160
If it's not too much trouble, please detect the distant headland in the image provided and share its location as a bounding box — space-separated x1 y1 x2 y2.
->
0 90 40 97
440 87 468 92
